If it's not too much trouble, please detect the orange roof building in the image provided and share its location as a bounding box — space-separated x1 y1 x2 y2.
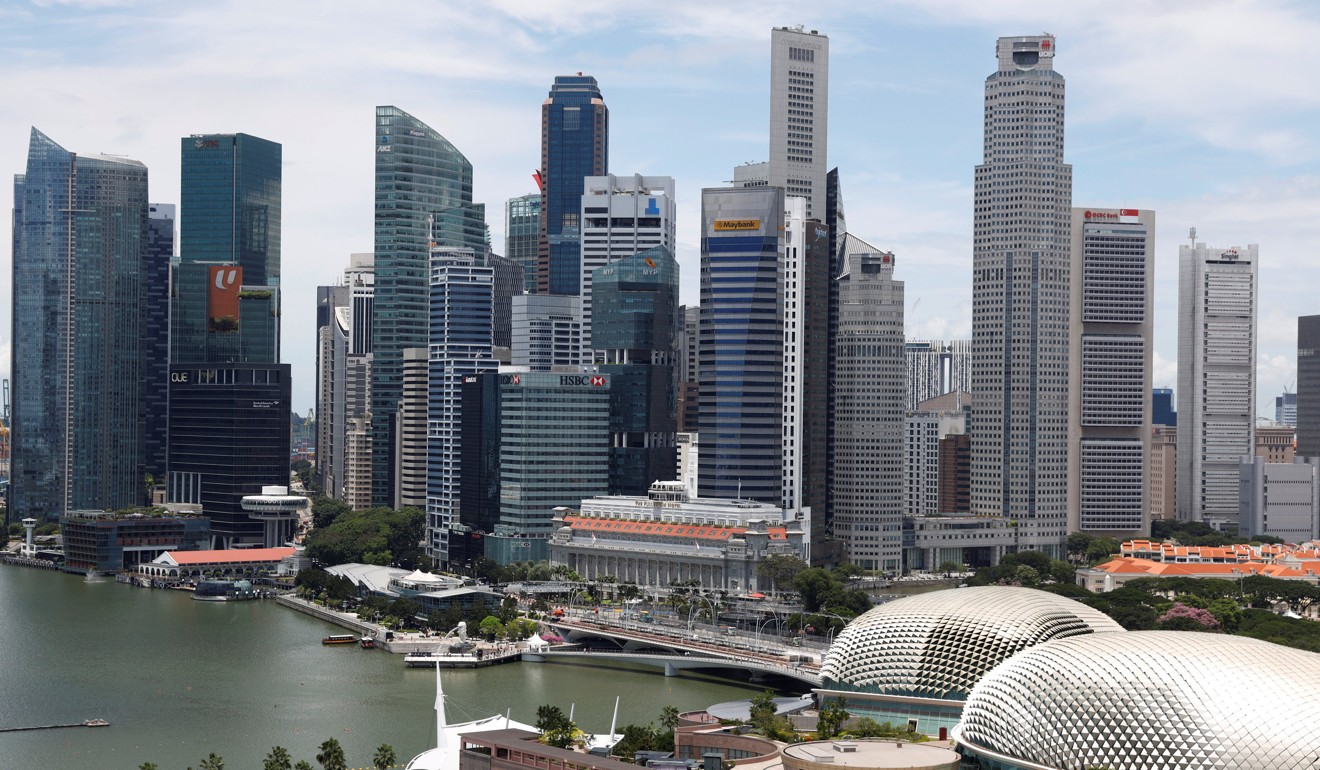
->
139 546 299 579
1078 554 1320 592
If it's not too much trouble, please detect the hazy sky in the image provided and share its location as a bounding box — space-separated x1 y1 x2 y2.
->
3 0 1319 415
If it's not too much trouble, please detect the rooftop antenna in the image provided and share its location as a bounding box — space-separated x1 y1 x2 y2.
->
1188 227 1197 249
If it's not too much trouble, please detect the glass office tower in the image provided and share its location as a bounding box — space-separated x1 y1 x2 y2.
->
536 75 608 296
371 105 487 507
11 128 151 520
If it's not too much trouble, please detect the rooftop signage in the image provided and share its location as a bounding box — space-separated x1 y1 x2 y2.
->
714 219 761 231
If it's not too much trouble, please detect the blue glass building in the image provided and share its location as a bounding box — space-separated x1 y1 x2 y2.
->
697 187 785 503
372 106 487 507
505 193 541 293
11 129 152 520
536 76 608 295
1152 387 1176 426
591 246 680 495
426 247 498 565
174 133 282 365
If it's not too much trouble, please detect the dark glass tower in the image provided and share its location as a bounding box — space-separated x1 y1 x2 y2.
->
536 75 608 296
174 133 282 364
143 204 175 485
1297 316 1320 459
11 128 150 519
697 186 785 503
505 193 541 293
170 132 288 547
371 106 487 507
591 245 680 495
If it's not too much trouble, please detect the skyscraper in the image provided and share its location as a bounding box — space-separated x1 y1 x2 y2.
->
905 340 972 411
1298 316 1320 459
769 26 829 219
173 133 282 365
1177 241 1258 528
537 76 608 296
1152 387 1176 427
970 35 1072 557
371 106 487 507
488 251 523 351
830 235 904 573
505 193 541 294
425 246 498 565
315 254 373 500
510 294 582 370
698 186 784 504
143 204 175 487
592 245 680 495
171 131 289 547
579 174 675 357
677 305 701 433
11 129 151 520
1067 207 1154 536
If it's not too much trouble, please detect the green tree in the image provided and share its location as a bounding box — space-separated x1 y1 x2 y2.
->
757 554 808 594
139 764 159 770
659 704 680 732
816 697 849 740
792 568 837 612
748 689 778 734
832 562 864 583
316 738 348 770
479 615 505 639
536 704 580 749
373 744 397 770
295 762 314 770
938 560 964 576
198 754 225 770
264 746 293 770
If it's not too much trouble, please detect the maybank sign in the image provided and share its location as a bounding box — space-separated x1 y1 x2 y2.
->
713 219 761 231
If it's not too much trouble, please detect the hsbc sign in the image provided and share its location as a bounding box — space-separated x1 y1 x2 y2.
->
559 375 608 388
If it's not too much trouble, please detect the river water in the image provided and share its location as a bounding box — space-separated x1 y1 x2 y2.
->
0 566 787 769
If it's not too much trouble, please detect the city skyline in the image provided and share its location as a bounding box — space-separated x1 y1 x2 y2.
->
2 2 1319 414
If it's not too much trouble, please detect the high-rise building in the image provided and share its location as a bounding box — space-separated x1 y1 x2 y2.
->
970 35 1072 557
1255 424 1295 465
487 371 612 564
173 133 282 365
1275 392 1298 427
1150 425 1177 521
591 245 680 495
769 26 829 219
938 433 972 515
1067 207 1155 536
1152 387 1177 427
505 193 541 293
697 187 785 504
677 305 700 433
579 174 675 356
511 295 582 370
1176 242 1258 529
396 347 430 511
315 254 374 500
455 371 502 566
425 247 499 565
830 236 904 573
1239 457 1319 543
488 251 523 351
143 203 175 486
781 202 832 562
371 106 486 507
170 132 288 547
906 396 968 517
1299 315 1320 459
537 76 608 296
905 340 972 411
11 129 152 520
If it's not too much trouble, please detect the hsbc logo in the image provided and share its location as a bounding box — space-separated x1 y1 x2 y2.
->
559 375 607 387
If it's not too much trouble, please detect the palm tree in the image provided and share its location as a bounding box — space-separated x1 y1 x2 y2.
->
264 746 293 770
198 754 225 770
139 764 159 770
316 738 348 770
373 743 398 769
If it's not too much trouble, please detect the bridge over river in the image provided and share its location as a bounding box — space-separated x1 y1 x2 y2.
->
540 616 824 687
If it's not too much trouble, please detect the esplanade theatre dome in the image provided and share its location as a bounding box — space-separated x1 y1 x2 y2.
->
956 631 1320 770
820 586 1124 700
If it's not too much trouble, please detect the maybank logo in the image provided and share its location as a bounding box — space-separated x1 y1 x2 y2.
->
714 219 761 231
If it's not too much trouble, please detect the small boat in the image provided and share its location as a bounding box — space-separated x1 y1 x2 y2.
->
359 636 376 649
322 634 357 645
82 719 109 728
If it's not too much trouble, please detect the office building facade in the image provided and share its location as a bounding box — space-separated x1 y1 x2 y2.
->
371 106 486 507
1276 392 1298 427
1255 424 1295 464
487 371 612 564
1067 207 1155 536
830 236 905 573
510 294 582 369
769 26 829 219
1298 316 1320 459
697 187 785 504
11 129 152 520
396 348 429 511
488 251 522 351
537 76 608 296
970 35 1072 557
1152 387 1176 427
906 401 968 517
905 340 972 412
677 305 700 433
579 174 675 355
1150 425 1177 521
1239 457 1320 543
591 246 680 495
1176 242 1258 528
425 247 498 565
315 254 374 501
143 203 175 485
505 193 541 293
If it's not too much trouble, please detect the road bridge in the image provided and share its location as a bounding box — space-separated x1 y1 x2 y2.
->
523 647 821 687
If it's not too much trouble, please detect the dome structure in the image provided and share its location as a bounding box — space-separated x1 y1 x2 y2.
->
956 631 1320 770
820 587 1124 700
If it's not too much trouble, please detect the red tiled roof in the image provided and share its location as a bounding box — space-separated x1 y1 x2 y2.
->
166 547 295 565
565 516 740 541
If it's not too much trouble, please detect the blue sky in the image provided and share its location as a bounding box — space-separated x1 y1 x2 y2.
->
3 0 1319 415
